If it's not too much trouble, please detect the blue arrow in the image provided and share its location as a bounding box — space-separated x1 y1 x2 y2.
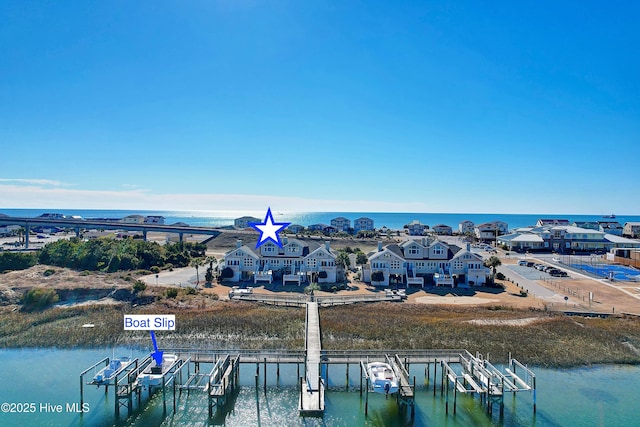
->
149 331 163 365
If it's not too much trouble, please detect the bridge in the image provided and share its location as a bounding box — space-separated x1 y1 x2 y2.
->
0 216 221 248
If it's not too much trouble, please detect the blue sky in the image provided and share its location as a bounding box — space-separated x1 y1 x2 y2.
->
1 1 638 214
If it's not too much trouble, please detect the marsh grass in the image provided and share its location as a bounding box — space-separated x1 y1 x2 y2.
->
1 302 639 367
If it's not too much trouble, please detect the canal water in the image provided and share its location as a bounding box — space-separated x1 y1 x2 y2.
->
0 348 638 426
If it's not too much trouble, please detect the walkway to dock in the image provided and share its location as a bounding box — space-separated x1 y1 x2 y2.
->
229 292 402 306
300 301 324 415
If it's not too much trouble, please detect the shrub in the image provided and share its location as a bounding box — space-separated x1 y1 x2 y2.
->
185 287 196 295
22 288 59 311
166 288 179 298
132 280 147 293
150 266 161 274
371 271 385 282
0 252 38 272
43 269 56 277
220 267 234 279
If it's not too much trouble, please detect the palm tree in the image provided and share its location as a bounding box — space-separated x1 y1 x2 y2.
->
190 258 203 287
484 256 502 284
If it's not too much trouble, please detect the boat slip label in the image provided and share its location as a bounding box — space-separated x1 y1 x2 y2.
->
124 315 176 330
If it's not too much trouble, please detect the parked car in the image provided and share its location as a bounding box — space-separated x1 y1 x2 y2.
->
518 260 528 266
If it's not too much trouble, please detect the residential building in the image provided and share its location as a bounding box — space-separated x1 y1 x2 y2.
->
624 222 640 238
121 215 145 224
475 222 500 242
222 238 338 284
234 216 261 229
362 239 490 288
432 224 453 235
536 219 570 226
330 217 351 232
497 225 640 253
307 223 328 232
354 217 374 232
287 224 305 234
458 220 475 235
144 215 165 225
598 221 623 236
405 220 428 236
573 221 600 230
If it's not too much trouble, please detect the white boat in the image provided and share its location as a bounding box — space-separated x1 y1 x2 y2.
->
137 354 178 389
367 362 399 395
92 356 132 385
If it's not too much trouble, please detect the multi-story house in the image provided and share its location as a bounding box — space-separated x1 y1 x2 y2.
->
223 238 338 285
121 215 145 224
362 239 490 287
405 220 428 236
330 217 351 232
234 216 261 229
432 224 453 235
354 217 374 233
287 224 305 234
458 220 475 235
598 221 623 236
623 222 640 238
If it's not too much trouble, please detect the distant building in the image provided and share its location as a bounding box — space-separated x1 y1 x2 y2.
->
121 215 145 224
624 222 640 238
405 220 428 236
330 217 351 232
38 213 66 219
458 220 475 235
354 217 374 232
432 224 453 235
573 221 600 230
234 216 261 229
498 224 640 253
144 215 165 225
536 219 570 227
475 221 509 242
598 221 623 236
308 223 328 232
287 224 305 234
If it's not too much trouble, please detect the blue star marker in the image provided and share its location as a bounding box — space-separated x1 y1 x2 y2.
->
249 208 291 248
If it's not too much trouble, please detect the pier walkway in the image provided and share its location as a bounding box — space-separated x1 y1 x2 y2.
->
300 301 325 415
229 292 402 306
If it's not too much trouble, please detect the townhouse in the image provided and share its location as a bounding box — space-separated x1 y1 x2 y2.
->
223 238 338 285
362 238 490 288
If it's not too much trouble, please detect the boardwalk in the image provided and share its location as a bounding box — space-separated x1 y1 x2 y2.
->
300 301 324 415
229 292 402 307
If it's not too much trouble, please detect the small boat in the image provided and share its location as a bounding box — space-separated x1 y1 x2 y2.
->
367 362 399 395
137 354 178 389
92 356 132 385
602 214 616 219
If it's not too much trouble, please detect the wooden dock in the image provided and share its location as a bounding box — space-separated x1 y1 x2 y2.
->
299 301 325 415
229 292 402 306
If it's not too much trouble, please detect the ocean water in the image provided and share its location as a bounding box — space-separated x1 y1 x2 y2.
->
2 209 639 231
0 348 638 427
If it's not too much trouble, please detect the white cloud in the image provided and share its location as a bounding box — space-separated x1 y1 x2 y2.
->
0 178 67 187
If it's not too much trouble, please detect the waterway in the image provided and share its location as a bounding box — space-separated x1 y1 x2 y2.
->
2 208 639 231
0 348 638 426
